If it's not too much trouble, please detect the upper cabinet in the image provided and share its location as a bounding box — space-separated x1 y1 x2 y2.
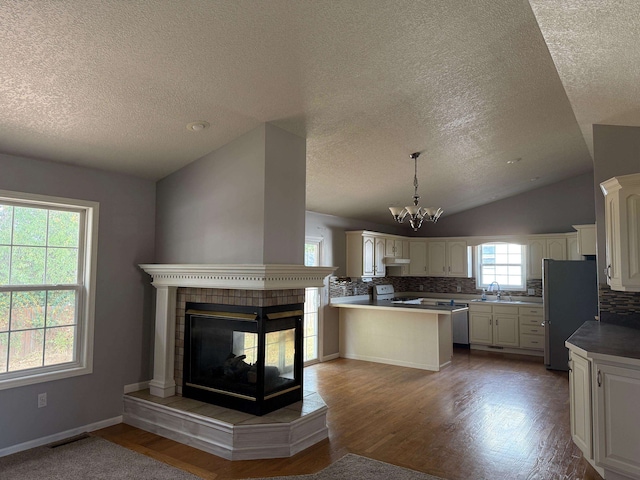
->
572 224 596 256
527 236 568 279
408 240 428 276
427 240 470 277
385 237 407 258
346 231 386 277
600 174 640 292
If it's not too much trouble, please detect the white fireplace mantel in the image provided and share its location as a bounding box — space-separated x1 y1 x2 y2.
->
139 263 337 290
139 264 337 397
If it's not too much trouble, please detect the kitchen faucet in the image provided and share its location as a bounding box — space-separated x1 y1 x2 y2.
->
488 281 501 301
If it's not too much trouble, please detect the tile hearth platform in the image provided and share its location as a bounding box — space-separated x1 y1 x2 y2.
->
123 389 329 460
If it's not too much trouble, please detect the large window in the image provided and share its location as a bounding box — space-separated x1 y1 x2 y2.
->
0 190 98 390
476 242 526 291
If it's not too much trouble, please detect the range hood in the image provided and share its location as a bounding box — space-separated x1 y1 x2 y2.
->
383 257 410 265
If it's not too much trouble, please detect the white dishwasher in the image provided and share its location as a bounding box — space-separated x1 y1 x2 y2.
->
437 301 469 346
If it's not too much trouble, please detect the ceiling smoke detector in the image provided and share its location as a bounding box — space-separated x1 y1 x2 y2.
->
186 121 210 132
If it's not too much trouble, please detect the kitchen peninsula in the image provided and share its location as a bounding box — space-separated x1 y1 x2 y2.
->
332 298 466 371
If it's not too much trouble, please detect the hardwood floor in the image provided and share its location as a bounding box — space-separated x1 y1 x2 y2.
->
94 348 603 480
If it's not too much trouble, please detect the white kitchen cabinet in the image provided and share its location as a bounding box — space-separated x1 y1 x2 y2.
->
519 306 544 351
469 308 493 345
527 235 568 279
569 350 593 458
493 306 519 347
600 174 640 292
572 224 597 256
427 240 469 277
593 359 640 478
469 304 519 347
346 231 386 277
568 234 580 261
385 237 406 258
408 240 428 276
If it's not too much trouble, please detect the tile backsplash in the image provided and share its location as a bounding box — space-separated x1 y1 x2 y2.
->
330 276 543 299
599 284 640 329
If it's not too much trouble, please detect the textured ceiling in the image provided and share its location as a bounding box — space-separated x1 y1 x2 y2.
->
1 1 628 227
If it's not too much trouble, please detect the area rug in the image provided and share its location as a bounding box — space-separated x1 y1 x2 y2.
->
248 454 447 480
0 435 201 480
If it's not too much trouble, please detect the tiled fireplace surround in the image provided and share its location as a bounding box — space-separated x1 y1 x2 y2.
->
173 287 306 396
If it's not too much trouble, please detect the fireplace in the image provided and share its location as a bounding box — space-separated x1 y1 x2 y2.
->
183 302 303 416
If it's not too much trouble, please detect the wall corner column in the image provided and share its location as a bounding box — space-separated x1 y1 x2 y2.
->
148 285 177 397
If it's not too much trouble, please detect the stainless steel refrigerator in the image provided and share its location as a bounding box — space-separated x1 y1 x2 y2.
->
543 259 598 371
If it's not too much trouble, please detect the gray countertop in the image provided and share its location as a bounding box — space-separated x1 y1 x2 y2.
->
566 320 640 362
331 299 468 313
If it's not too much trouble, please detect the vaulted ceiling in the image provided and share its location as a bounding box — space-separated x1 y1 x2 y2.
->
2 1 638 226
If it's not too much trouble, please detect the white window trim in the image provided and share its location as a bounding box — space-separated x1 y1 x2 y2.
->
475 242 526 292
0 189 99 390
304 236 324 366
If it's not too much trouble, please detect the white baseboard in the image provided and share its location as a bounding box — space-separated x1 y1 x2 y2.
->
0 415 123 458
321 353 340 362
124 380 150 394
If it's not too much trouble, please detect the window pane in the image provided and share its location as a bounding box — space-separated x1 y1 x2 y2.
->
0 246 9 284
11 246 46 285
46 247 78 284
13 207 47 246
44 326 75 365
304 335 317 362
304 244 319 267
0 293 9 332
47 211 79 248
0 332 7 372
0 206 13 245
8 329 44 372
47 290 76 327
11 291 46 330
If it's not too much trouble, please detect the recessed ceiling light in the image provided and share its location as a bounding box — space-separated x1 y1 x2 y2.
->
530 176 540 182
507 157 522 164
186 121 210 132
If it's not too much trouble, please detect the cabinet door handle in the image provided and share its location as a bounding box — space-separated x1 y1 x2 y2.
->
606 264 611 281
496 319 499 325
597 369 602 387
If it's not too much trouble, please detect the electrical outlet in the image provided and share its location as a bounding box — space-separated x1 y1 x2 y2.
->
527 288 535 295
419 285 424 291
456 285 462 293
38 393 47 408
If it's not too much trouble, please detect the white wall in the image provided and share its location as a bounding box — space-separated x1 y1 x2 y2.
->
0 153 156 451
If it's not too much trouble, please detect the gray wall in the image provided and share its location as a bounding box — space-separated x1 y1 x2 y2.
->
156 123 306 264
0 153 156 450
425 171 596 237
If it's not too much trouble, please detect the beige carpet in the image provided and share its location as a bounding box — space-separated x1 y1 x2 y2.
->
249 454 447 480
0 435 200 480
0 435 447 480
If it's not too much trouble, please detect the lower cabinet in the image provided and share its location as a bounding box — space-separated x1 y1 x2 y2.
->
593 359 640 478
469 304 519 347
567 344 640 479
519 306 544 351
569 350 594 459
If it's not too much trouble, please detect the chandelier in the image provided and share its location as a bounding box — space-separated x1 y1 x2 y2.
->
389 152 443 231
